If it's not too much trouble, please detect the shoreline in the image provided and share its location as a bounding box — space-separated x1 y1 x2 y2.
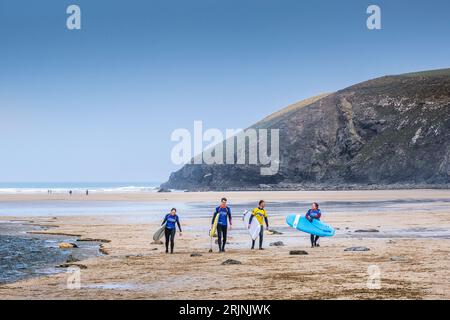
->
0 189 449 299
0 220 102 285
1 189 450 203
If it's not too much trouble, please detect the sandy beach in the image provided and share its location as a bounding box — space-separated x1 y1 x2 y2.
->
2 189 450 202
1 190 449 300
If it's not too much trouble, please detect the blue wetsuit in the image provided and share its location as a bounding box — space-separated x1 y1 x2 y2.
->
162 214 182 253
306 209 321 221
163 214 182 230
212 206 232 252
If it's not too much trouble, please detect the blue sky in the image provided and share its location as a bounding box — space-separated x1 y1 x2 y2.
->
0 0 449 183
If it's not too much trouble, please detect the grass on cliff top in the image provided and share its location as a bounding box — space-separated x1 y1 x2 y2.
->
394 68 450 78
254 93 331 128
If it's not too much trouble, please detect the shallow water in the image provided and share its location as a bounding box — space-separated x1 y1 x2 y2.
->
1 198 449 219
0 222 101 284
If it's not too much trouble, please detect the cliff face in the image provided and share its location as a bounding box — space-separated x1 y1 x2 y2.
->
162 69 450 191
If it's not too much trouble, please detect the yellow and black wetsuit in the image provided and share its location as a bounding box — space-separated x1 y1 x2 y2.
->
249 207 269 249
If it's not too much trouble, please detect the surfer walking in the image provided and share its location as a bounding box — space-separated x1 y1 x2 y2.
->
211 198 232 252
249 200 269 250
162 208 182 254
306 202 322 247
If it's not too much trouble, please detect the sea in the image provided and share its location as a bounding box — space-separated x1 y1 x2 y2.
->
0 182 162 194
0 182 163 284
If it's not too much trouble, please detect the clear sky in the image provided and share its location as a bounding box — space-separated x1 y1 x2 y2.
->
0 0 449 183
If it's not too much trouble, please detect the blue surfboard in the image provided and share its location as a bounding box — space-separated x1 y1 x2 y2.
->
286 215 335 237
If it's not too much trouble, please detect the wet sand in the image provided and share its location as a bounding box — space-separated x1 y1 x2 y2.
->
2 189 450 202
0 190 449 300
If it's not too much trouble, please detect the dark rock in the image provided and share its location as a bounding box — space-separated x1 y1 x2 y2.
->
221 259 242 265
58 263 87 269
99 244 109 255
289 250 308 255
66 255 80 263
190 253 203 257
344 246 370 252
269 241 285 247
58 242 78 249
267 229 283 235
354 229 379 233
77 238 111 243
161 69 450 191
157 188 171 193
29 232 81 237
390 256 406 262
151 240 163 245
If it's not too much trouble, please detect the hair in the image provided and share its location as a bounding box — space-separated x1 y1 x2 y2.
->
313 202 319 209
259 200 265 206
221 197 227 202
171 208 177 212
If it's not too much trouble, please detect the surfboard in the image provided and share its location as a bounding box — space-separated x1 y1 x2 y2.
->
286 214 335 237
243 210 261 240
153 224 166 241
209 213 220 237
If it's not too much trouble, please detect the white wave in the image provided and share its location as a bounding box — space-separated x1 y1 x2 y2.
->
0 186 162 194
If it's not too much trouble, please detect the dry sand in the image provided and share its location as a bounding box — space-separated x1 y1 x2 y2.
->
0 190 449 300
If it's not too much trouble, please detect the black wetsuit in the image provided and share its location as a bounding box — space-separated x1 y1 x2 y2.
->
306 209 321 247
162 214 182 253
212 206 232 252
310 234 320 247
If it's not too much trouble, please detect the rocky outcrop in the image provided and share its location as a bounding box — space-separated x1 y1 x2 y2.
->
162 69 450 190
77 238 111 243
344 247 370 252
221 259 242 265
289 250 308 255
354 229 379 233
190 253 203 257
269 241 285 247
58 242 78 249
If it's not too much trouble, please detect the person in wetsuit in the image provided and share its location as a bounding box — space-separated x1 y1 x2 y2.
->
162 208 182 254
211 197 232 252
249 200 269 250
306 202 321 247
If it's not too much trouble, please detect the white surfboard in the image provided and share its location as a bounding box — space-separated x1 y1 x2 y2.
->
243 210 261 240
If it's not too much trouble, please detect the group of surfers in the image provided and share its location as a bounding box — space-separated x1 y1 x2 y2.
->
161 197 323 254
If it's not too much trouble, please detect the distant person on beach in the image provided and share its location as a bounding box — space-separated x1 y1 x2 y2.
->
211 197 232 252
306 202 321 247
69 190 72 196
161 208 182 254
249 200 269 250
86 190 89 196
